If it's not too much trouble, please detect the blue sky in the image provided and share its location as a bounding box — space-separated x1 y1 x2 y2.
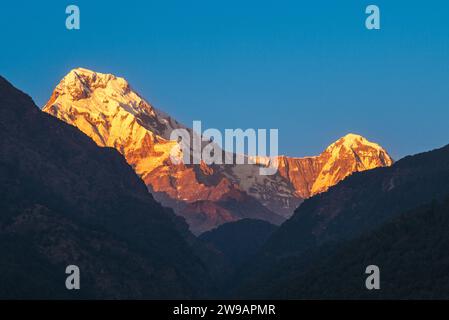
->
1 0 449 159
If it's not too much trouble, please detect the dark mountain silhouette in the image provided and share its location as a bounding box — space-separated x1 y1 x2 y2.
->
235 198 449 299
200 219 277 267
231 143 449 298
0 76 223 299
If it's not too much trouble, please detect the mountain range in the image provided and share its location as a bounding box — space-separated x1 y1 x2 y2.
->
42 68 393 234
2 70 449 299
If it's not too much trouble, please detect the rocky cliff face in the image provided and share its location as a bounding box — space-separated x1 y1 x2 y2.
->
43 68 393 233
276 133 393 198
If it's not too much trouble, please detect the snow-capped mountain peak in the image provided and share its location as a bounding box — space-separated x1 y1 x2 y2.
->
309 133 393 195
45 68 184 140
326 133 386 154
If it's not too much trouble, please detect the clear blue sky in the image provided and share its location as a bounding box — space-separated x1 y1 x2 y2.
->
1 0 449 160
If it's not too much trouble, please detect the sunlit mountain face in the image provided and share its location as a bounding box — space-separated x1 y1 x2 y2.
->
43 68 393 234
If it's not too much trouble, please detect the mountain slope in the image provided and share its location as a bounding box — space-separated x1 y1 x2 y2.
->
181 189 284 234
43 68 393 232
0 75 219 299
236 198 449 299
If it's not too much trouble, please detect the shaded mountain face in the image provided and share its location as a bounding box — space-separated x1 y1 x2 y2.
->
0 75 219 299
43 68 393 233
200 219 277 268
230 143 449 298
235 198 449 299
180 189 284 235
